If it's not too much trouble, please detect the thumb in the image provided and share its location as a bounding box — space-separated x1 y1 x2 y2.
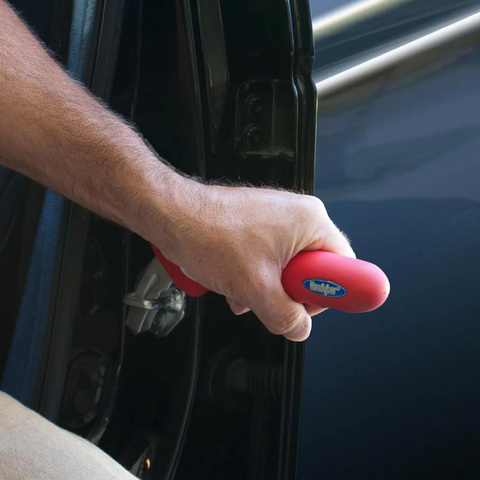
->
247 279 312 342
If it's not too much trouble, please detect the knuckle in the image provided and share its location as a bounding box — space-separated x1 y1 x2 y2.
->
266 307 305 336
291 195 327 224
251 268 276 295
306 195 326 213
308 197 329 223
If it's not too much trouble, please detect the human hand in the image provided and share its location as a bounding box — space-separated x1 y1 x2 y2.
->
149 179 355 342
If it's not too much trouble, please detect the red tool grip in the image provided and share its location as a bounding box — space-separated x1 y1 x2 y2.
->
151 244 209 297
281 251 390 313
151 245 390 313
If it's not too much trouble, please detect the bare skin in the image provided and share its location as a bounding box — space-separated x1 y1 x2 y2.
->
0 1 354 342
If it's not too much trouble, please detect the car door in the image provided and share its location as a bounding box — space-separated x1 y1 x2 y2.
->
1 0 317 478
299 1 480 478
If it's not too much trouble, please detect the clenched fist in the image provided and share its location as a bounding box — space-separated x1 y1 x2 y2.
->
146 179 355 342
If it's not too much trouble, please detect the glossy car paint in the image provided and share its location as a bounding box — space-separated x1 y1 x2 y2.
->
312 0 479 81
299 2 480 477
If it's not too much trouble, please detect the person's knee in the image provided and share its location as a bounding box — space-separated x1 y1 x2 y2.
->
0 391 135 480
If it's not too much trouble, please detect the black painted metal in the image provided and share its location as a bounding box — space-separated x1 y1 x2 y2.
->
39 0 126 423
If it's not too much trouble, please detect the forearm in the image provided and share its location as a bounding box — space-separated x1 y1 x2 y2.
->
0 1 189 249
0 2 356 342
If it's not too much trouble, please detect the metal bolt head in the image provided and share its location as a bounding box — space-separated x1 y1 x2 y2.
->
149 288 186 338
150 311 165 335
246 96 262 118
245 125 262 147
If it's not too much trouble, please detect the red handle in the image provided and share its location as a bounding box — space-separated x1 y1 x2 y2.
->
151 245 390 313
281 251 389 313
151 244 209 297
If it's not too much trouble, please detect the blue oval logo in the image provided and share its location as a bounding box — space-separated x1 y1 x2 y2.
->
303 279 347 298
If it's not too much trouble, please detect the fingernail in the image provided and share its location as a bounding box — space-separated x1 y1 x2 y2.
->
230 300 250 315
286 322 311 342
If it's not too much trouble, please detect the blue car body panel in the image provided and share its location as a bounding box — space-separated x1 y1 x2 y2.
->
299 2 480 477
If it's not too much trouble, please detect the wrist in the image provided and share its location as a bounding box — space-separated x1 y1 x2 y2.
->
133 171 205 260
